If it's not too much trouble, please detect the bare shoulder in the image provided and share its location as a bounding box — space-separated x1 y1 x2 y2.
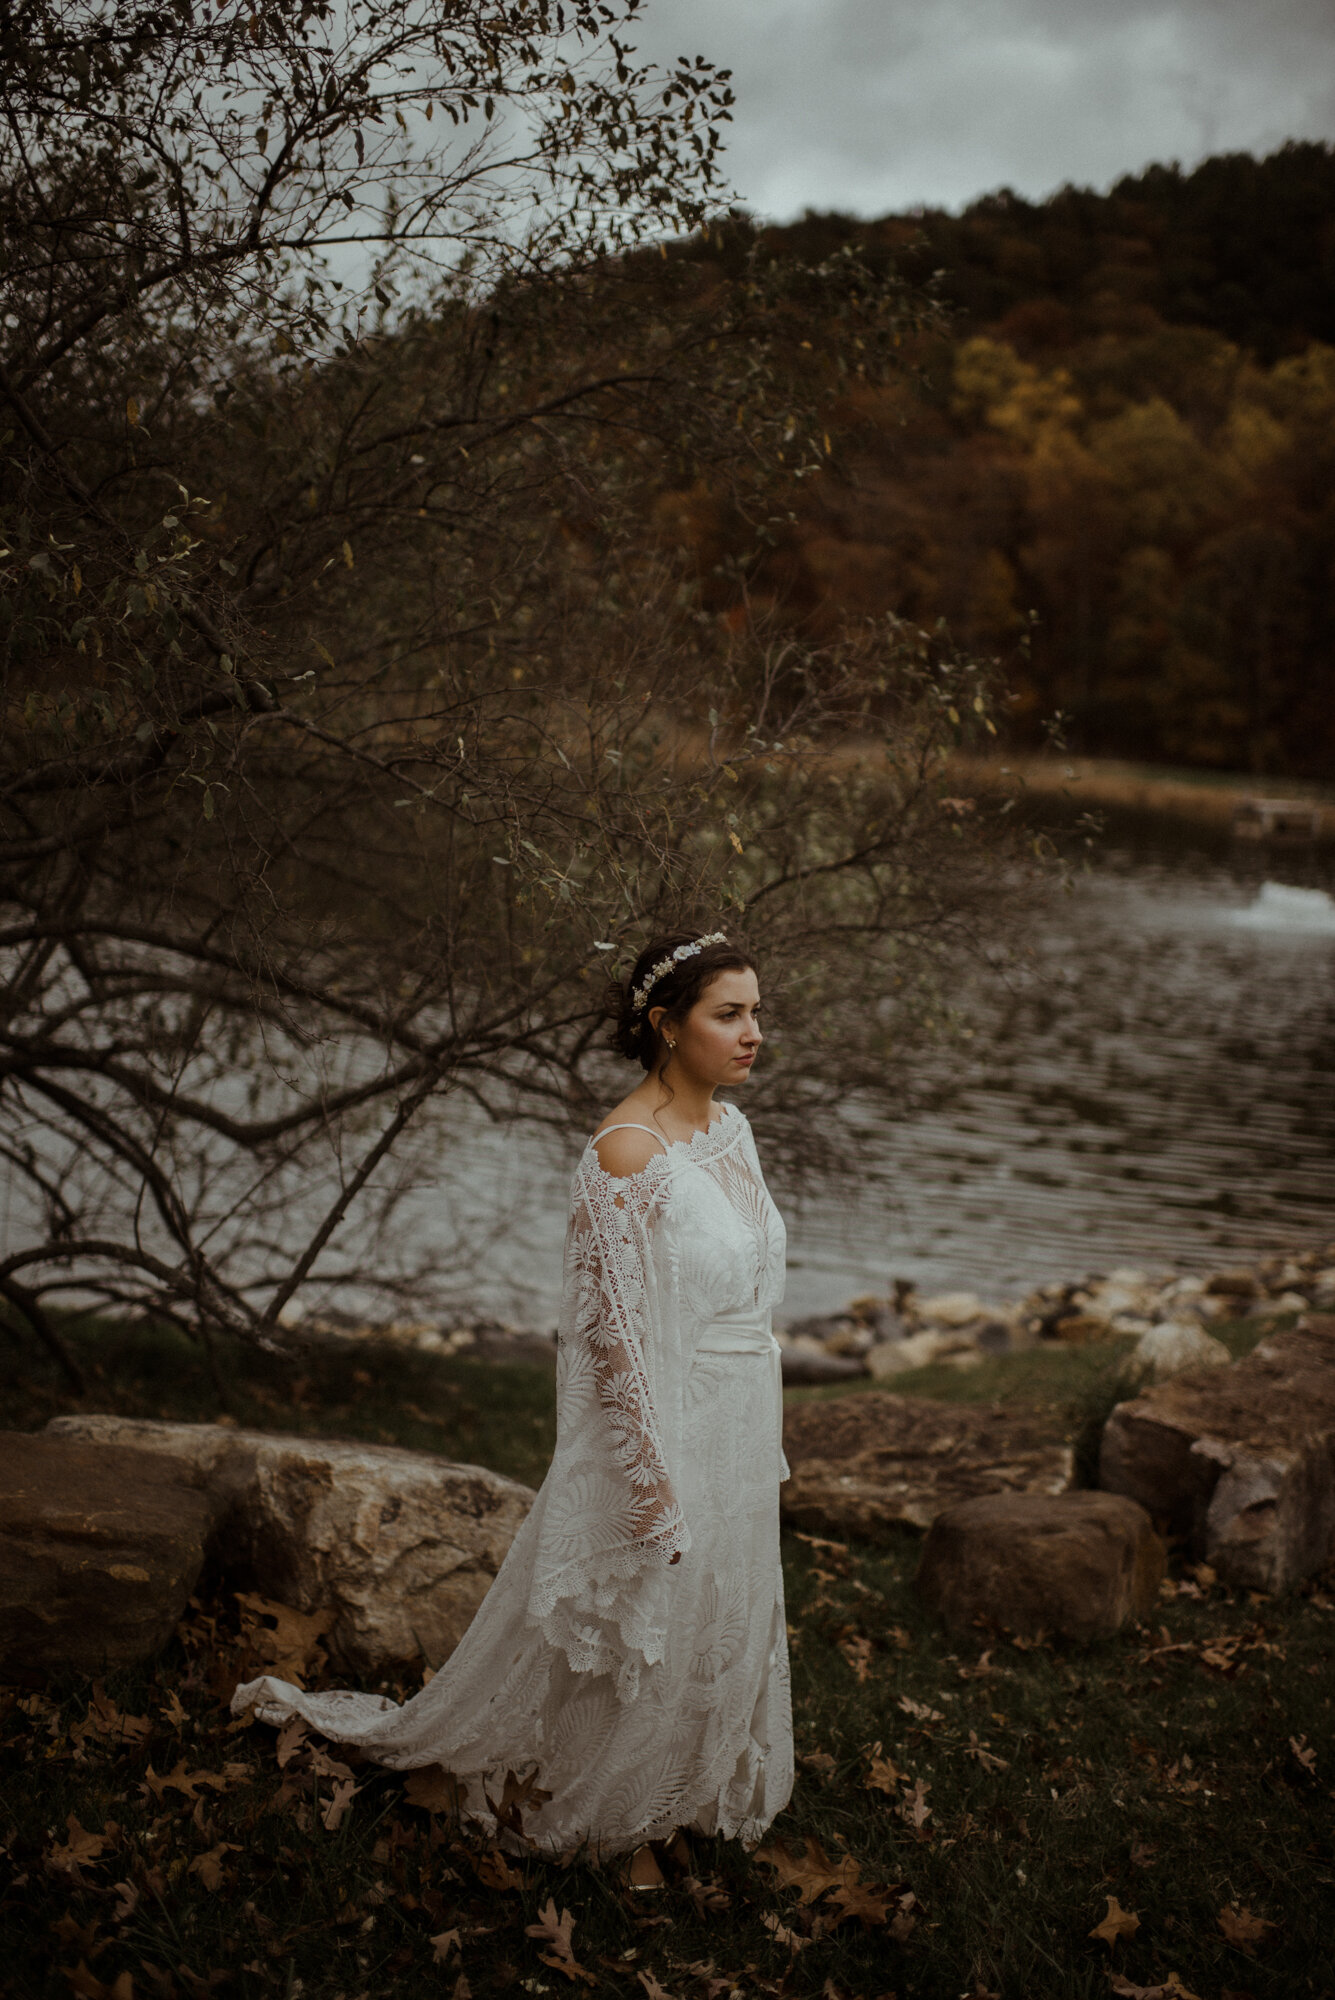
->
591 1120 669 1180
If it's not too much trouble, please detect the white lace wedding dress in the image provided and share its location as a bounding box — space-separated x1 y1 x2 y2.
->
232 1102 793 1854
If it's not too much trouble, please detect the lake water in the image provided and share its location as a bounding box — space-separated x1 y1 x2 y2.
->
438 823 1335 1328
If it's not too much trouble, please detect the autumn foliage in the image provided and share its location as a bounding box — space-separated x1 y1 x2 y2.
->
660 143 1335 777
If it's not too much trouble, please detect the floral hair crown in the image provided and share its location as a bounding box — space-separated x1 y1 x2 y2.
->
630 933 728 1016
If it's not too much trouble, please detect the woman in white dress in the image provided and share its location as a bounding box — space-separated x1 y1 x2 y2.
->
233 930 793 1856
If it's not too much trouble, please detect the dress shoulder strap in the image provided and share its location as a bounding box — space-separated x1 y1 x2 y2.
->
592 1122 670 1154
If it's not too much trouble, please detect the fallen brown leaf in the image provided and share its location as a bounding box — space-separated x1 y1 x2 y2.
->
81 1684 152 1749
48 1814 111 1875
837 1633 874 1683
430 1928 462 1964
901 1776 932 1837
1108 1975 1199 2000
828 1878 897 1928
404 1764 464 1814
964 1731 1009 1772
637 1973 677 1999
1090 1896 1140 1948
141 1760 229 1804
759 1910 809 1951
187 1842 240 1891
64 1965 133 2000
865 1741 904 1794
109 1881 139 1924
526 1898 594 1984
898 1695 945 1724
794 1530 851 1573
274 1716 309 1769
1289 1734 1317 1775
1218 1905 1275 1949
753 1835 860 1906
321 1775 360 1831
160 1690 189 1731
682 1874 730 1917
488 1765 553 1838
235 1591 331 1684
475 1847 525 1892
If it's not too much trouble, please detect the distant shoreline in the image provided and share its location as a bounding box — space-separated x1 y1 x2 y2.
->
952 752 1335 840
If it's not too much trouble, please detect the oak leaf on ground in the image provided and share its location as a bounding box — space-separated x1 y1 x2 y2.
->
187 1842 240 1890
1090 1897 1140 1947
404 1764 464 1814
1217 1905 1274 1948
898 1695 945 1724
48 1814 111 1875
475 1847 525 1892
234 1591 331 1683
64 1965 134 2000
320 1775 360 1831
901 1776 932 1837
141 1760 230 1804
837 1633 874 1682
1108 1974 1199 2000
964 1730 1009 1772
637 1973 677 1999
828 1878 897 1927
753 1835 860 1906
760 1910 809 1951
682 1874 730 1916
526 1898 594 1984
864 1740 904 1793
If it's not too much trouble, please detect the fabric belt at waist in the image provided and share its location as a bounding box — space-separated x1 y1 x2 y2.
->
695 1309 778 1356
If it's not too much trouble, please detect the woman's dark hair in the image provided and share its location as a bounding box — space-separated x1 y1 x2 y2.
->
610 930 757 1070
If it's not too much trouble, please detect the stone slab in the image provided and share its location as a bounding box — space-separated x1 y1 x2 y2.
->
47 1415 535 1672
1099 1315 1335 1591
0 1433 220 1676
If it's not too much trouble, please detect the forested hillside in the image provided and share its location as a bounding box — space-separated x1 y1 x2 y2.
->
659 143 1335 775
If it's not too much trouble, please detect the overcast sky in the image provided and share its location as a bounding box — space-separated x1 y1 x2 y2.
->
628 0 1335 218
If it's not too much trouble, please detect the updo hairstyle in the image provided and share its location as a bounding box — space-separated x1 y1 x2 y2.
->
610 931 758 1071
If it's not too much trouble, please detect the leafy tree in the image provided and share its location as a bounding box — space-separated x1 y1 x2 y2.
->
0 2 1016 1383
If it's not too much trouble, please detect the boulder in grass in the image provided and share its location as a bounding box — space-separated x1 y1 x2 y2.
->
1100 1315 1335 1592
47 1414 535 1673
915 1490 1165 1641
0 1433 220 1676
1129 1320 1231 1384
780 1392 1073 1540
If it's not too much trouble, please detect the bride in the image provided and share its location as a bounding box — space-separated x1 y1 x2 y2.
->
233 930 793 1855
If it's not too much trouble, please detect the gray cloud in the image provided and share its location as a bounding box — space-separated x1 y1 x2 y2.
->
630 0 1335 216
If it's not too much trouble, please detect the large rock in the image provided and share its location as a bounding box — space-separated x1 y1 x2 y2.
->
1 1433 220 1676
47 1416 535 1673
1128 1320 1231 1384
915 1490 1165 1640
1099 1315 1335 1591
780 1393 1073 1539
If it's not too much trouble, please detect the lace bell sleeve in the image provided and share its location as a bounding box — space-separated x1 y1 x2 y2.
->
565 1164 690 1564
525 1154 691 1698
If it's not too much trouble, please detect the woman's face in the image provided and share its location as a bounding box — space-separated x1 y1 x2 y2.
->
660 968 763 1088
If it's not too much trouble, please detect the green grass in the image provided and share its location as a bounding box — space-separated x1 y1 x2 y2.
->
1 1311 559 1490
3 1314 1332 1997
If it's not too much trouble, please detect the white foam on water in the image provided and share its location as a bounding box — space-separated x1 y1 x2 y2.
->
1230 882 1335 935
